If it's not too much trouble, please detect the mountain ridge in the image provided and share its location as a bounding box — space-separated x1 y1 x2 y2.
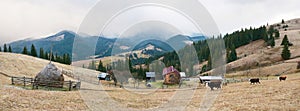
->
8 30 206 61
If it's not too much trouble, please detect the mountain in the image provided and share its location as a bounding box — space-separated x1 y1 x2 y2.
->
9 30 116 60
9 31 205 61
9 30 75 55
132 39 173 51
166 34 202 50
132 34 206 52
188 35 206 42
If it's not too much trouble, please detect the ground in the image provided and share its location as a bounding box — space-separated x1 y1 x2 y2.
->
0 53 300 111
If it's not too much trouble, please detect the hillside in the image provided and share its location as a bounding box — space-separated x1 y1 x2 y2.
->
222 18 300 75
0 52 99 110
1 44 300 110
1 18 300 110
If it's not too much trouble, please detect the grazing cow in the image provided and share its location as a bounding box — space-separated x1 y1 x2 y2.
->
249 78 260 84
208 81 222 90
279 76 287 81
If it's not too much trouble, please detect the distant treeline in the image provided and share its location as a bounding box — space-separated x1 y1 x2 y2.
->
0 44 71 65
145 24 281 74
83 22 288 78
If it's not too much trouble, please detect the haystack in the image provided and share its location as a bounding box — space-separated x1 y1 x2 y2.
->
34 63 64 87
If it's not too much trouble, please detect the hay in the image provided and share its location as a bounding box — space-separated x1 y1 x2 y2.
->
34 63 64 87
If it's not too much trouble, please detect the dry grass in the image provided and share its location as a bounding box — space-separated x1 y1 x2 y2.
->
0 52 77 82
76 73 300 111
1 51 300 110
225 18 300 72
0 87 88 111
211 73 300 111
0 52 93 111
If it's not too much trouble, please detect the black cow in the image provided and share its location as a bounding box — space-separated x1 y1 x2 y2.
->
249 78 260 84
208 81 222 90
279 76 287 81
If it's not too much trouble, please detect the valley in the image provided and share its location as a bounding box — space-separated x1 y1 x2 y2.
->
1 18 300 110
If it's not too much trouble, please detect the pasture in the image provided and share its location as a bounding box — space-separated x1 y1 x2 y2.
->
78 73 300 110
1 52 300 110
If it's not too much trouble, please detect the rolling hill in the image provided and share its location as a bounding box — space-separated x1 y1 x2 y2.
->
0 52 299 110
224 18 300 74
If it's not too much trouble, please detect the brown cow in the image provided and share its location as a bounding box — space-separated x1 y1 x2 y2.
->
279 76 287 81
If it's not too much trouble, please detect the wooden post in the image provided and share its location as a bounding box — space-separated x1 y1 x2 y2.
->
11 77 14 85
69 80 72 91
32 82 35 90
77 81 81 89
23 76 26 87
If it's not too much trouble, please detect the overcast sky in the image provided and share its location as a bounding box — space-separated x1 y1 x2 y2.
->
0 0 299 45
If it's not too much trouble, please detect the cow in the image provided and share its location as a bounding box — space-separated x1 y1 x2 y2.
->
279 76 287 81
208 81 222 90
249 78 260 84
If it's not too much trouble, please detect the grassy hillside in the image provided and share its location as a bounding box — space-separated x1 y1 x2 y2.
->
0 52 97 110
1 44 300 110
222 18 300 75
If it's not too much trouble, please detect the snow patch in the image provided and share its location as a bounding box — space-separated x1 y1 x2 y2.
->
156 48 163 51
47 35 65 41
183 40 193 45
120 46 130 50
145 44 155 50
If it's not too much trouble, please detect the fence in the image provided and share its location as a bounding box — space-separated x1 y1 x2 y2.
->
11 76 33 87
11 76 81 91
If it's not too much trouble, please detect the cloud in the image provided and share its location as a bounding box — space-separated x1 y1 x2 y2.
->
0 0 299 45
0 0 98 45
198 0 300 34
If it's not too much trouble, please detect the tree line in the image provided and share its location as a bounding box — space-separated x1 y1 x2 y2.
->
86 56 149 80
0 43 71 65
0 44 13 52
146 23 292 75
22 44 72 65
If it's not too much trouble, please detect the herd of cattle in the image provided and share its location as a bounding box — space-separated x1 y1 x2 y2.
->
202 75 287 90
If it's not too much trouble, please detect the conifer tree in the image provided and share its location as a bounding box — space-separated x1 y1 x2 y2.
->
269 35 275 48
22 46 28 55
268 25 275 36
66 54 71 65
227 44 237 63
0 46 2 52
8 45 12 52
281 43 291 60
45 52 49 60
51 53 55 62
88 60 96 70
274 30 280 39
97 60 106 72
281 35 289 46
201 65 207 73
127 56 133 72
207 55 212 70
3 44 7 52
30 44 37 57
39 48 44 59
